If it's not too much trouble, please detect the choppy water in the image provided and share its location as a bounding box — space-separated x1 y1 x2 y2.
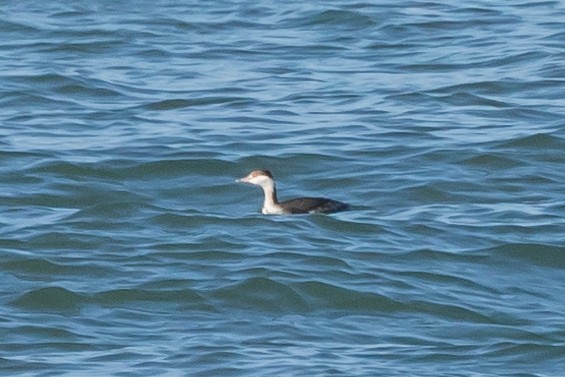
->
1 1 564 376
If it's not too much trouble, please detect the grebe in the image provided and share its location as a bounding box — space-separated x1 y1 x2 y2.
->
236 169 349 215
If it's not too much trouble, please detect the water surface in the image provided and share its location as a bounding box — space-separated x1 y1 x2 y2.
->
1 1 564 376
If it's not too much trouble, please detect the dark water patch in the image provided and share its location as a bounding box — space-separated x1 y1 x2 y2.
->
144 97 255 110
459 153 524 170
267 251 353 271
475 51 554 70
10 286 86 313
541 29 565 43
45 39 127 55
295 280 403 313
95 288 207 308
448 6 504 17
4 324 87 343
0 150 49 168
0 357 51 374
473 104 563 124
515 1 562 9
486 243 565 269
155 248 243 263
428 79 564 100
133 47 171 59
398 248 490 264
0 91 64 109
497 133 565 150
386 91 445 108
1 258 115 280
396 269 500 296
200 115 298 127
307 9 376 29
69 201 156 222
392 90 511 108
366 41 419 52
67 195 156 225
380 13 519 43
27 160 118 180
396 183 462 204
0 19 40 34
15 72 73 86
406 17 518 32
0 238 28 251
50 8 91 19
56 82 123 99
485 342 565 368
212 277 308 313
537 60 565 80
440 92 510 108
491 173 560 187
408 300 495 324
23 231 118 253
8 72 126 100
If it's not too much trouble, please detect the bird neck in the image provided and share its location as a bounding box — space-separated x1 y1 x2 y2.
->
261 180 279 208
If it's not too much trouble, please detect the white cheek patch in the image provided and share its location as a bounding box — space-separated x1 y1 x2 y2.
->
250 176 267 185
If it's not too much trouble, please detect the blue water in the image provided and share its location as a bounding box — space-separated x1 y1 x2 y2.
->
1 1 564 376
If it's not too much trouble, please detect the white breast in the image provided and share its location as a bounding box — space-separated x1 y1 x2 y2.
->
262 205 287 215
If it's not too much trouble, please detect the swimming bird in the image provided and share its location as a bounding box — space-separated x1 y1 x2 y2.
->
236 169 349 215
